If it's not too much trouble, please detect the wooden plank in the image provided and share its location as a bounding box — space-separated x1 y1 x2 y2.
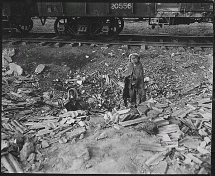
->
155 103 168 108
10 121 24 134
198 103 212 109
25 122 46 126
120 114 131 122
162 141 178 146
138 143 168 152
145 152 166 166
36 129 53 136
8 153 23 173
7 123 16 132
178 108 194 118
2 123 12 131
119 116 148 127
29 125 47 130
55 126 74 137
171 109 184 117
197 98 211 104
158 124 180 134
117 109 130 115
152 107 163 113
1 155 16 173
155 120 169 127
187 113 199 118
153 117 165 123
13 120 26 131
184 153 202 164
198 112 212 120
28 116 59 120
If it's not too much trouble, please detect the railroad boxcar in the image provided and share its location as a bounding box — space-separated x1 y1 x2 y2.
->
37 2 155 39
150 3 213 28
2 1 213 40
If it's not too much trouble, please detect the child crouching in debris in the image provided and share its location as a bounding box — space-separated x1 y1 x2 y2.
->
121 53 146 107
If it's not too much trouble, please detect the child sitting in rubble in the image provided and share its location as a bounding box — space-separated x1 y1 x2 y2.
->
121 53 146 108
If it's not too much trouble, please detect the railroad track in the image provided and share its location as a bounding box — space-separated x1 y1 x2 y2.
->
2 33 213 48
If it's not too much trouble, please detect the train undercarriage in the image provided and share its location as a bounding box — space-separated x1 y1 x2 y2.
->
54 17 124 40
149 15 213 29
3 15 212 40
2 16 34 37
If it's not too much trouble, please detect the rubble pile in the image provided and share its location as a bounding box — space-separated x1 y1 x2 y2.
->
141 50 213 99
137 94 212 174
1 46 212 174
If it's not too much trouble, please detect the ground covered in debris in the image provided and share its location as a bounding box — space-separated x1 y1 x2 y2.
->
2 24 213 174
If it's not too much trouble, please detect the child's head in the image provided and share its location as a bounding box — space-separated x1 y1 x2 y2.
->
129 53 140 64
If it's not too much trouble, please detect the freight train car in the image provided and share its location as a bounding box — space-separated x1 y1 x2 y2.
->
37 2 155 39
150 3 213 28
2 1 214 40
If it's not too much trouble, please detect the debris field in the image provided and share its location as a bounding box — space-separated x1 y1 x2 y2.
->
1 23 213 174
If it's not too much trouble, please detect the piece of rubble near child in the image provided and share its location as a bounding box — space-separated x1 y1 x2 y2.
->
59 137 68 144
5 63 23 76
2 153 24 173
67 127 86 140
1 140 24 173
2 48 15 68
35 64 45 74
20 140 35 162
41 140 49 148
97 132 108 140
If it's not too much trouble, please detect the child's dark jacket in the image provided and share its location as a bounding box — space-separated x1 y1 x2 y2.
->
122 62 145 100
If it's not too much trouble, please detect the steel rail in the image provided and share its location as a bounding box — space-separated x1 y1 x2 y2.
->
3 33 213 48
5 38 212 48
6 33 213 39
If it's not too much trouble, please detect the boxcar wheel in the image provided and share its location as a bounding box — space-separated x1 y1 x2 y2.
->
54 18 77 37
16 18 33 33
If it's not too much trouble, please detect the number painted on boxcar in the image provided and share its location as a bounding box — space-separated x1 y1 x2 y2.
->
110 3 132 10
